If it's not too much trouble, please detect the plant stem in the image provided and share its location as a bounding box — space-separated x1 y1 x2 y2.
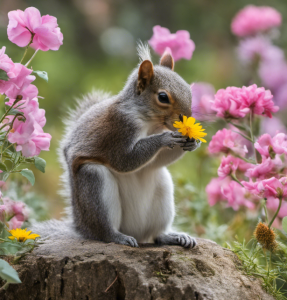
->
20 46 29 64
263 199 269 224
231 174 244 187
268 197 282 228
0 282 9 291
25 49 39 67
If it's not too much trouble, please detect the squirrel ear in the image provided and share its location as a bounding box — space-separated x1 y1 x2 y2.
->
160 49 174 71
137 60 154 94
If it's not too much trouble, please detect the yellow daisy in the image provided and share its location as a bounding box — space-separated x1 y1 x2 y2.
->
8 228 40 242
173 116 207 143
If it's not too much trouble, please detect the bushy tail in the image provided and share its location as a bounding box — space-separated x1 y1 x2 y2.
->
32 90 111 241
30 218 81 241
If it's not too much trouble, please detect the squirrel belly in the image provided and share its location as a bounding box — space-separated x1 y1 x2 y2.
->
31 44 200 249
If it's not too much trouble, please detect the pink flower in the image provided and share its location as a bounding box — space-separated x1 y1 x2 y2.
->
0 197 29 229
218 155 241 178
255 133 287 158
231 5 282 37
206 177 230 206
258 177 287 199
190 82 215 121
240 84 278 118
246 156 282 179
3 63 35 100
7 7 63 51
0 46 14 74
208 128 247 156
259 60 287 90
5 84 38 106
212 86 249 119
260 117 287 136
237 36 284 65
149 25 195 61
221 181 255 210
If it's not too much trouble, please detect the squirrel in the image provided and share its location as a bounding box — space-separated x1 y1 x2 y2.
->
33 43 201 248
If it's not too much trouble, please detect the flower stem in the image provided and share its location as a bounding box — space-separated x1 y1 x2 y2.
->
230 174 244 187
263 199 269 224
268 197 282 228
20 46 29 64
0 282 9 291
25 49 39 67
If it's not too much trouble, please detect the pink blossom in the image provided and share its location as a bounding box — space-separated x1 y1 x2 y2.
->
231 5 282 37
221 181 255 210
0 197 29 229
246 156 282 179
7 7 63 51
255 133 287 158
8 102 51 157
212 86 249 119
218 155 241 178
260 117 287 136
3 63 35 100
259 60 287 91
257 177 287 199
0 46 14 74
240 84 278 118
208 128 247 156
5 84 38 106
148 25 195 61
237 36 284 65
206 177 230 206
274 84 287 109
190 82 215 121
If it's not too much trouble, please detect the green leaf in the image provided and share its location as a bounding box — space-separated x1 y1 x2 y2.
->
5 107 24 117
2 172 9 182
34 157 46 173
33 70 48 82
0 162 7 172
0 259 21 283
0 69 9 81
20 169 35 186
283 217 287 234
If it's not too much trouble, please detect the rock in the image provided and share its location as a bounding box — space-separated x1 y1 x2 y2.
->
0 238 274 300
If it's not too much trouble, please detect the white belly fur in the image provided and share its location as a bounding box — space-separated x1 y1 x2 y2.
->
112 167 175 242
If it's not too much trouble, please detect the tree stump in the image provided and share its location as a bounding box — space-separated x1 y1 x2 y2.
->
0 237 274 300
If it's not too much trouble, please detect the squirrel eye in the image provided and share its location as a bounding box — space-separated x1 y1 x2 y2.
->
158 92 170 104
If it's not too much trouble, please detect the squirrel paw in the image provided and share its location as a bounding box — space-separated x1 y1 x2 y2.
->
155 232 197 248
113 233 139 248
181 138 201 152
163 132 188 149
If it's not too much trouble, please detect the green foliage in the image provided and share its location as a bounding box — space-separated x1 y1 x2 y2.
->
0 70 9 81
0 259 21 284
20 169 35 186
283 217 287 234
33 70 48 82
34 157 46 173
230 239 287 300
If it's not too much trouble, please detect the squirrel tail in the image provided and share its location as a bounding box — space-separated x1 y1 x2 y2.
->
29 218 81 241
58 90 111 206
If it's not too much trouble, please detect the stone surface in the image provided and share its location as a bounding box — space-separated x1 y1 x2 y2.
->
0 238 274 300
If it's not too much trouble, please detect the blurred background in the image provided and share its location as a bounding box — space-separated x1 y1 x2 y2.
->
0 0 287 245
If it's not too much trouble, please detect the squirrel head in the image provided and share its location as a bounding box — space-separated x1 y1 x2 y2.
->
127 44 192 131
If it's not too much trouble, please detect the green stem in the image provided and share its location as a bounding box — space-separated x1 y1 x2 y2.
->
263 199 269 224
0 282 9 291
231 174 244 187
25 49 39 67
230 151 256 164
268 197 282 228
20 46 29 64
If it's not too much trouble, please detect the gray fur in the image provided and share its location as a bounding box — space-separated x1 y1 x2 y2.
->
33 45 201 248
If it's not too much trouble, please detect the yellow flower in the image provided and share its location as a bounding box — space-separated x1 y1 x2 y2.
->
173 116 207 143
8 228 40 242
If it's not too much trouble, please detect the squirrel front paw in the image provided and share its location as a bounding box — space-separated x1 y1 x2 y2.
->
155 232 197 248
181 138 201 152
162 132 188 149
112 232 139 247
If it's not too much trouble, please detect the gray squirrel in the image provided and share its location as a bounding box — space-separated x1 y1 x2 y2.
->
33 44 201 248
